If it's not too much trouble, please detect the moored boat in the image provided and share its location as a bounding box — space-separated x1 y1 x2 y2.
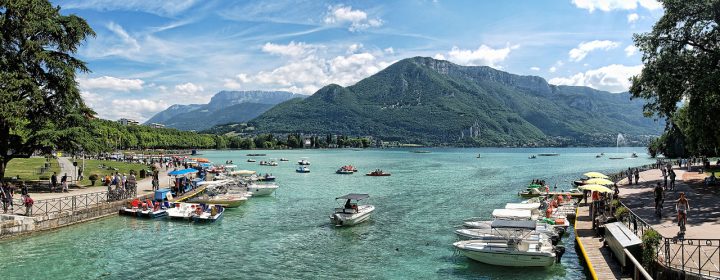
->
330 193 374 227
296 166 310 173
366 169 390 176
298 158 310 165
191 204 224 223
247 183 279 196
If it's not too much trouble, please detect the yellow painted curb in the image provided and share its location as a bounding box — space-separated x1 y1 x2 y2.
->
575 206 598 280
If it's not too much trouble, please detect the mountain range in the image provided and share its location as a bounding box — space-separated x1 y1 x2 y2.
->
145 91 306 130
212 57 662 146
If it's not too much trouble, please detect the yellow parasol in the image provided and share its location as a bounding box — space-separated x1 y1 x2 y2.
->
583 172 608 179
578 184 613 193
584 178 614 185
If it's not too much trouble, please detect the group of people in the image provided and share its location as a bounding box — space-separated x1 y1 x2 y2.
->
50 172 70 193
104 172 137 196
0 181 34 215
625 168 641 185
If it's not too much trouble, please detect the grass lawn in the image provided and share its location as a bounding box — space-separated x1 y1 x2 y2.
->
79 160 152 187
4 157 60 181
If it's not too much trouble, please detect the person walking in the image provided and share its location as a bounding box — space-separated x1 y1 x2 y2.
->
51 172 58 193
61 173 68 192
661 167 668 189
654 182 664 215
23 194 33 216
669 169 676 190
634 168 640 185
627 168 633 185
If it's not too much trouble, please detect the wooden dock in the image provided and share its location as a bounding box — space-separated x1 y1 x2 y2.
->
574 205 625 280
170 185 207 202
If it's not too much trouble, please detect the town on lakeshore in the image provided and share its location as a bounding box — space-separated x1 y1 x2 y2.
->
1 1 719 279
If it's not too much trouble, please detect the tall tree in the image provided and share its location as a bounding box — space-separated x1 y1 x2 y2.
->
0 0 95 180
630 0 720 155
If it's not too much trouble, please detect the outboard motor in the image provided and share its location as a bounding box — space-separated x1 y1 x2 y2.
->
554 245 566 262
549 235 560 246
555 227 566 236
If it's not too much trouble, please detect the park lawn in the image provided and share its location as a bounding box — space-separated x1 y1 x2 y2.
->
79 160 151 187
4 157 60 181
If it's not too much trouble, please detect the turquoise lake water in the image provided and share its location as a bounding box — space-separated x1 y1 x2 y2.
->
0 147 652 279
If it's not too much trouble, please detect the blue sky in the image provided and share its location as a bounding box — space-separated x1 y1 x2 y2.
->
55 0 664 121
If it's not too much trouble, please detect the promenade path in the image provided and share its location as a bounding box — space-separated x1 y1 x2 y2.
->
617 163 720 277
617 164 720 239
21 158 171 201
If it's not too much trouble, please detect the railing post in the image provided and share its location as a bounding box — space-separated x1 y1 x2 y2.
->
682 240 685 271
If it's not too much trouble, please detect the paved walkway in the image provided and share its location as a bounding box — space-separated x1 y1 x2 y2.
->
56 157 76 183
617 164 720 239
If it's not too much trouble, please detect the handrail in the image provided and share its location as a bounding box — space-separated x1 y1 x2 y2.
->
625 248 653 280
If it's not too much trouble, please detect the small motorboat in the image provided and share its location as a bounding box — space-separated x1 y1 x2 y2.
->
188 193 248 208
256 174 276 181
411 150 431 153
191 204 224 223
247 159 256 162
595 154 602 158
247 183 279 196
298 158 311 165
296 166 310 173
279 158 289 161
537 153 559 156
529 155 537 159
366 169 390 176
246 153 266 156
609 157 624 160
631 153 638 158
268 161 278 166
453 220 564 267
336 165 356 174
459 221 560 245
330 193 374 227
476 153 481 158
259 161 268 166
119 191 170 218
167 202 198 220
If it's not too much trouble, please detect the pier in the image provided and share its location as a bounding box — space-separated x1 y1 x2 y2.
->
574 205 624 279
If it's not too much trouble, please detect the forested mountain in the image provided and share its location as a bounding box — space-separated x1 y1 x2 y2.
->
241 57 661 146
145 91 306 130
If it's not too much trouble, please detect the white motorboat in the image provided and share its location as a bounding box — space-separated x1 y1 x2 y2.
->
330 193 374 227
167 202 198 220
491 209 538 221
247 183 278 196
453 220 565 267
298 158 310 165
462 220 560 244
296 166 310 173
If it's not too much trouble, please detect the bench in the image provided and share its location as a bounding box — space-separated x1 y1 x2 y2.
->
604 222 642 267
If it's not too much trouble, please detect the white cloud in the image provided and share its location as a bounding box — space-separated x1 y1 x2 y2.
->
530 66 540 71
78 76 144 91
443 44 519 67
569 40 619 62
433 53 446 60
347 43 363 54
572 0 661 12
624 45 638 56
384 47 394 54
549 67 557 73
175 82 204 94
262 41 316 57
548 64 643 92
324 5 383 31
224 51 391 94
627 13 640 23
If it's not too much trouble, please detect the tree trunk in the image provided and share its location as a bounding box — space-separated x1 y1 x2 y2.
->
0 159 6 183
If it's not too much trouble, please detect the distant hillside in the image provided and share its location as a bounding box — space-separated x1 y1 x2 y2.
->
145 91 306 130
235 57 661 146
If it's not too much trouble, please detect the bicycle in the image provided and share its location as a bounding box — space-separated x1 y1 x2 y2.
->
678 210 687 234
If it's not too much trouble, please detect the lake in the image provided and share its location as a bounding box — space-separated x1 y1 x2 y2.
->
0 147 652 279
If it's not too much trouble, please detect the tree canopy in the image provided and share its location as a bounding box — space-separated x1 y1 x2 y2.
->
0 0 95 179
631 0 720 156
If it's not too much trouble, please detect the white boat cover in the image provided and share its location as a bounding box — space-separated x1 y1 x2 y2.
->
505 203 541 210
492 209 532 220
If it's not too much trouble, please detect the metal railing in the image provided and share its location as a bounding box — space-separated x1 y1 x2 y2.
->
9 184 137 217
625 248 653 280
618 200 720 278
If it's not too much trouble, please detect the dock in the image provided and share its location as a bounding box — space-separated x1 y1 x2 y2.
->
170 185 207 202
574 205 624 280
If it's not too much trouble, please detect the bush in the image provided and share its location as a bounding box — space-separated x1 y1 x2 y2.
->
614 206 629 220
642 229 662 270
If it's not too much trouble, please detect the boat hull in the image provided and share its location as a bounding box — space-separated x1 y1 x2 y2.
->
457 247 555 267
330 205 374 226
248 185 278 196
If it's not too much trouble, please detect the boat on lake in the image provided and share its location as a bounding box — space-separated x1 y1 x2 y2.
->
336 165 357 174
411 150 431 153
631 153 638 158
366 169 390 176
298 158 310 165
188 193 248 208
296 166 310 173
247 153 266 156
191 204 224 223
330 193 374 227
167 202 198 220
537 153 560 156
247 159 256 162
279 158 289 161
528 155 536 159
453 220 564 267
119 191 170 218
247 183 279 196
256 174 276 181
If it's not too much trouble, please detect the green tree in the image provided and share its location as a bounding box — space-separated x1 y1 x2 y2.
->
0 0 95 179
630 0 720 156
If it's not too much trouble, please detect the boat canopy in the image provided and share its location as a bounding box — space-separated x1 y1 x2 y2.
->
492 209 533 219
168 168 198 176
491 220 536 230
505 203 541 210
230 170 256 176
336 193 369 200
